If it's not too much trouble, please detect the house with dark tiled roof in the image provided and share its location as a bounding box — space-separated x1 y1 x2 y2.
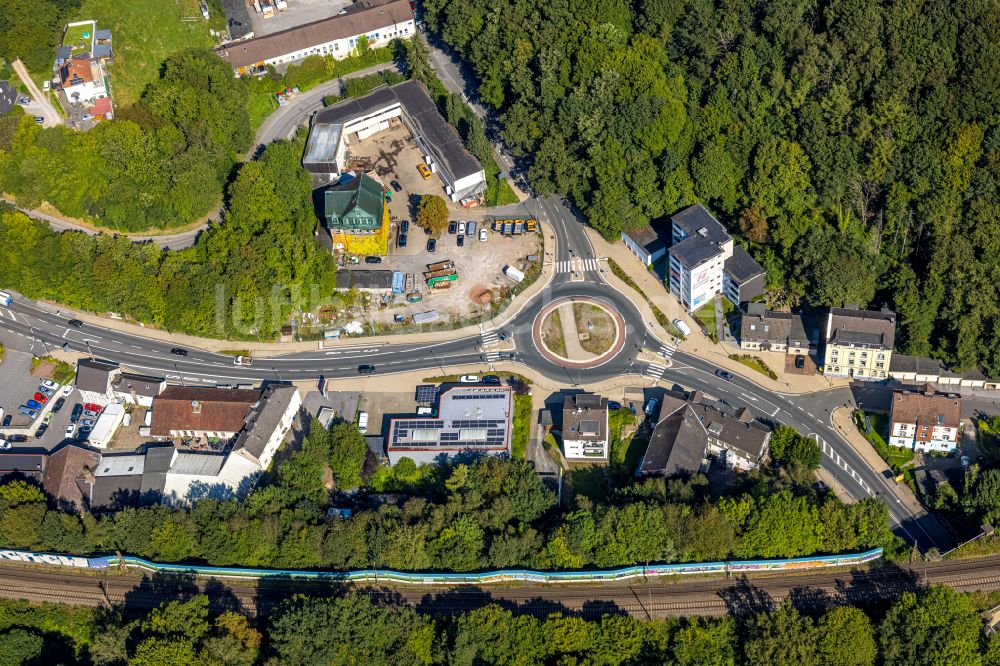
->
739 303 810 356
821 306 896 381
42 444 100 512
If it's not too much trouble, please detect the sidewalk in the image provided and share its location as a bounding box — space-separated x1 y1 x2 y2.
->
830 407 926 519
586 227 849 395
26 220 559 356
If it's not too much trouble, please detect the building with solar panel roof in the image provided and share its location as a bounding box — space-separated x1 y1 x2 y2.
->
386 385 513 465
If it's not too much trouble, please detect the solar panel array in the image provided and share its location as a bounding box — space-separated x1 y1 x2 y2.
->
415 385 438 404
391 418 506 449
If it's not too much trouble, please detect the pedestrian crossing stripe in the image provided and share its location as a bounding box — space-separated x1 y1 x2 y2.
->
647 363 666 380
481 331 500 346
485 351 500 361
659 345 675 358
554 258 601 273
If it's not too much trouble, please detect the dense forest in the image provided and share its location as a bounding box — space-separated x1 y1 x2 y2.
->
0 49 250 231
0 131 334 340
0 584 997 665
420 0 1000 376
0 423 894 571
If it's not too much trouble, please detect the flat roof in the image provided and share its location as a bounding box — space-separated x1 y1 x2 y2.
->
724 245 764 283
671 204 730 245
313 80 483 181
387 385 512 452
669 235 724 267
335 269 394 290
303 123 343 167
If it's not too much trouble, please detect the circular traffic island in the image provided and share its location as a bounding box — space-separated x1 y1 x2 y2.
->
533 297 627 369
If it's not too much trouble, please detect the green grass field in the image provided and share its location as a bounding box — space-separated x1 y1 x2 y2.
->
77 0 225 106
62 23 94 55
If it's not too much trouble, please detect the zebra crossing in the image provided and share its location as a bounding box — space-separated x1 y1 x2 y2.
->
553 258 601 274
658 344 676 360
481 330 500 347
485 349 500 362
646 361 666 382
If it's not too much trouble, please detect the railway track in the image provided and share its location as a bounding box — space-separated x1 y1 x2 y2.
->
0 556 997 619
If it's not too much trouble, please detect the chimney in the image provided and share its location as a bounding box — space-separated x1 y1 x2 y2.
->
191 400 202 414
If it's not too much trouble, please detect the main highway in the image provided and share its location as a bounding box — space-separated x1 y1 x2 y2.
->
0 554 996 619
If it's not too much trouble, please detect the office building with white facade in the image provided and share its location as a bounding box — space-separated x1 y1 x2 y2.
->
561 394 610 460
667 204 764 310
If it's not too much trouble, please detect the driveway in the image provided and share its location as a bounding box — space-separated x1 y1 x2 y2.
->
12 59 60 127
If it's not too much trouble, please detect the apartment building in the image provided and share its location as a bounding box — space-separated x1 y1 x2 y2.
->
822 307 896 381
889 386 961 453
667 204 764 310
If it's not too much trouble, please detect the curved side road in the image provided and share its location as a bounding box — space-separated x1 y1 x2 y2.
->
0 555 995 619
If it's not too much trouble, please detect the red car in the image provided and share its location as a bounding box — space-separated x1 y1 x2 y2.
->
32 392 48 404
83 403 102 413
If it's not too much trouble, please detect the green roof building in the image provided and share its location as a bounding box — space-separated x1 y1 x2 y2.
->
323 174 385 232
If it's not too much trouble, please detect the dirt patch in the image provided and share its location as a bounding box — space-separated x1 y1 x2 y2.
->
30 360 56 379
541 310 567 357
468 283 494 305
573 303 616 355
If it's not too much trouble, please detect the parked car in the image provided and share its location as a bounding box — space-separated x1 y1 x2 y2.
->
417 163 432 179
8 435 27 443
608 401 623 411
61 384 73 396
70 404 83 423
80 419 96 427
460 375 480 383
448 221 457 234
65 423 76 437
26 400 43 411
34 424 48 439
644 398 659 416
40 379 59 390
457 235 464 247
357 411 369 434
52 397 65 413
365 256 382 264
794 355 805 369
0 440 10 450
34 116 44 124
482 375 501 384
1 415 10 427
357 364 376 375
401 220 409 233
457 221 466 235
390 180 402 192
43 412 54 425
427 238 436 253
171 348 188 356
17 97 30 106
42 81 50 91
479 229 488 242
38 386 54 397
398 233 408 248
467 221 477 236
497 351 516 360
234 355 253 366
20 405 39 418
33 393 48 404
67 319 83 327
83 403 102 413
715 369 735 381
76 427 91 440
83 410 100 419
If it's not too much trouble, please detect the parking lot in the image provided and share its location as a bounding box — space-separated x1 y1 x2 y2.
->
248 0 354 39
0 349 83 451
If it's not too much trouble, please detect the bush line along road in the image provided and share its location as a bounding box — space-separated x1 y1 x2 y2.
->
0 192 949 553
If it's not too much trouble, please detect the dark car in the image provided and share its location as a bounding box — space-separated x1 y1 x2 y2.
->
365 256 382 264
1 415 10 427
715 369 735 381
34 116 45 124
76 427 91 440
70 404 83 423
390 180 402 192
448 221 457 234
427 238 436 253
457 235 464 247
357 364 376 375
608 401 622 411
34 424 48 439
398 233 408 248
795 355 805 369
171 347 188 356
8 435 27 444
67 319 83 327
498 351 516 360
52 397 65 413
401 220 409 233
482 375 501 384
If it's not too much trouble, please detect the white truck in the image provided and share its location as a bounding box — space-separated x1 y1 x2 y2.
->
672 319 691 337
504 265 525 283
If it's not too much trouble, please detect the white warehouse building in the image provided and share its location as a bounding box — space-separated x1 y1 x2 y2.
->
216 0 414 77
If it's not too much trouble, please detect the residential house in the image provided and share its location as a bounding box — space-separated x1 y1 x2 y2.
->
323 172 386 237
889 386 962 453
59 54 107 105
231 384 301 470
561 394 610 460
386 385 512 465
889 354 999 391
111 373 166 407
667 204 765 311
42 444 100 512
637 392 771 477
217 0 414 75
149 387 261 439
303 80 485 202
739 303 810 356
75 359 120 405
620 227 667 267
822 306 896 381
0 81 14 116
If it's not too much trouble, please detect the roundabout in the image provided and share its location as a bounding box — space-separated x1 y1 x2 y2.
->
531 296 627 369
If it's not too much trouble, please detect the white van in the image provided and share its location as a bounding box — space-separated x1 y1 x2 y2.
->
357 411 369 434
672 319 691 337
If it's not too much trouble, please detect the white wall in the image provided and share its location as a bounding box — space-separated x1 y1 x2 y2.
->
564 438 608 460
261 21 414 69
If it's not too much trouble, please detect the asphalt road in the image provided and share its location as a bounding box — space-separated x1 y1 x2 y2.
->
0 555 996 619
